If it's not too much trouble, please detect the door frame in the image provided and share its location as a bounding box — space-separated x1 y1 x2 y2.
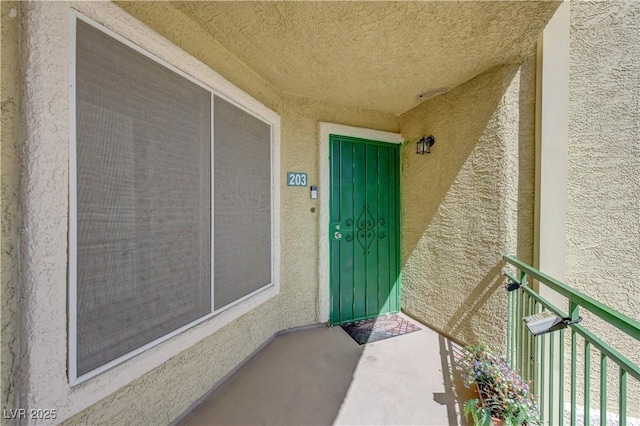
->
318 123 403 323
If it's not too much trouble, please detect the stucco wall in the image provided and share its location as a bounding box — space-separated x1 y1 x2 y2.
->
399 55 536 351
16 1 398 424
1 1 21 421
567 0 639 356
565 0 640 415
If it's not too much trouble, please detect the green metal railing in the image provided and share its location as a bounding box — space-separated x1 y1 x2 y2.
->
504 255 640 426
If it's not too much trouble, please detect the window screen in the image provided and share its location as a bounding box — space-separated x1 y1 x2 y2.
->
75 21 211 376
213 96 272 309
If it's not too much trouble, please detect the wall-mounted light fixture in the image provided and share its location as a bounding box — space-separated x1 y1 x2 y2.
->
523 311 582 336
416 135 435 155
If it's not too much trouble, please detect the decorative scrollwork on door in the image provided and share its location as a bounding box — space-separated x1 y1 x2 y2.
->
351 205 385 254
378 219 387 240
343 206 387 253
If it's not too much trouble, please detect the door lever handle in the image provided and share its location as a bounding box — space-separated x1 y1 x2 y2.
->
334 232 342 240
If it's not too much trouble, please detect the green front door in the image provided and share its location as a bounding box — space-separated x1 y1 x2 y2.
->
329 134 401 325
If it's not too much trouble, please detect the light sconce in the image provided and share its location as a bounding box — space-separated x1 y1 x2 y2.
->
416 135 435 155
523 311 582 336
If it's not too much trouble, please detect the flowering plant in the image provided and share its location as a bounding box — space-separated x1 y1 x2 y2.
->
456 342 540 426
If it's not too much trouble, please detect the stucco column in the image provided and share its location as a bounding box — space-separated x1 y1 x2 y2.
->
534 1 569 282
534 2 569 425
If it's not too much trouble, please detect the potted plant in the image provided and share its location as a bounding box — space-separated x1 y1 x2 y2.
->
456 342 540 426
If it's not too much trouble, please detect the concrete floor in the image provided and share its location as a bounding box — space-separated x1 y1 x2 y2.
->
177 314 474 426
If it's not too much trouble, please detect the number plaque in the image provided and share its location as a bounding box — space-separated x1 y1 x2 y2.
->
287 172 308 187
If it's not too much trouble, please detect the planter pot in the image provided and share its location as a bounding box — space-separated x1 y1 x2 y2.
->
476 383 504 426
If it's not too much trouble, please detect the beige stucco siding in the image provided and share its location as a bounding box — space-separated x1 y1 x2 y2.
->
1 0 21 420
566 0 640 415
399 56 536 352
15 0 640 422
14 1 398 424
567 0 640 351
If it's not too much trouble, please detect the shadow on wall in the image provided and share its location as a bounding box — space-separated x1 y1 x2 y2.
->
400 63 520 258
443 261 506 342
398 60 535 350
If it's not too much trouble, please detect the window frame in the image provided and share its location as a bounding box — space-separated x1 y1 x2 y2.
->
68 10 280 385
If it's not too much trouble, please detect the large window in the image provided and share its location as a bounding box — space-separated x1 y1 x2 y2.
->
70 16 275 383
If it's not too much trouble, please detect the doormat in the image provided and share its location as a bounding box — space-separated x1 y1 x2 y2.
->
341 314 421 345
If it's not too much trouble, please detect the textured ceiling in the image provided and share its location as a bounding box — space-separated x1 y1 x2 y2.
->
171 1 560 115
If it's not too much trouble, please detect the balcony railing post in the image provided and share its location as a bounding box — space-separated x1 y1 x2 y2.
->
527 295 534 382
571 329 577 426
559 328 565 426
600 353 607 426
541 329 546 422
619 368 627 426
584 339 591 425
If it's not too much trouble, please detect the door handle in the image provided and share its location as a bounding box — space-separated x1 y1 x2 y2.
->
334 232 342 240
